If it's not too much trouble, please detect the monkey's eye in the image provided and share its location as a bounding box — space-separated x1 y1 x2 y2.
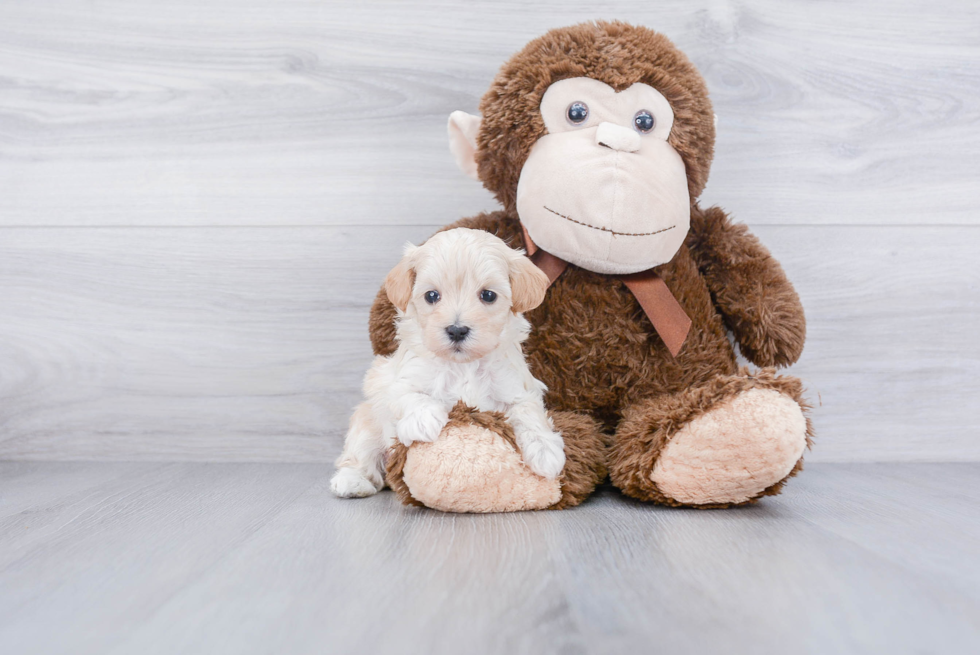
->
480 289 497 303
566 101 589 125
633 110 655 133
424 290 440 304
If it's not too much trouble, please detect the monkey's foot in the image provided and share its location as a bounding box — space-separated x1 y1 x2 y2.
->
386 403 605 513
611 370 812 507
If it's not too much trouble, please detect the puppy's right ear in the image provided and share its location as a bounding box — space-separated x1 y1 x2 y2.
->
385 244 419 312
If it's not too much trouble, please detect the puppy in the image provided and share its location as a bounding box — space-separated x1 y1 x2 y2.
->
330 228 565 498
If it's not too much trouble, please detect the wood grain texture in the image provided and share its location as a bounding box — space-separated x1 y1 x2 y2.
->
0 462 978 654
0 224 977 462
0 226 427 462
0 0 977 226
0 1 977 463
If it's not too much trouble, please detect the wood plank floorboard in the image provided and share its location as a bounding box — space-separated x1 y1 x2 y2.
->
0 462 977 654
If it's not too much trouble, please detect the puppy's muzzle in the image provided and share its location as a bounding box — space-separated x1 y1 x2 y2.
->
445 324 470 343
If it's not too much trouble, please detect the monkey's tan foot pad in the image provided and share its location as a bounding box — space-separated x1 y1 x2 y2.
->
386 403 606 513
651 388 808 506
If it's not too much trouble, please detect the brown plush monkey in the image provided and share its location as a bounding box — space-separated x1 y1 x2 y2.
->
374 21 812 512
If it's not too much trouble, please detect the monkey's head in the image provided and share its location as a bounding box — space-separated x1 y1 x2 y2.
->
448 22 715 275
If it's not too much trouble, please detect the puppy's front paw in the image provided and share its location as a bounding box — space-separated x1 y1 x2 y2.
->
330 467 381 498
520 434 566 480
397 403 449 446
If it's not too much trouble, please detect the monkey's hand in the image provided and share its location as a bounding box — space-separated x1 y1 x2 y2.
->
687 205 806 367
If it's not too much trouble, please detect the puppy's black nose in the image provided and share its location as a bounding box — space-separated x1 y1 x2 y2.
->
446 324 470 343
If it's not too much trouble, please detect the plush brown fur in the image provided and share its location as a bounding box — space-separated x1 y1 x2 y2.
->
370 21 811 509
549 410 608 509
386 402 606 510
384 444 424 508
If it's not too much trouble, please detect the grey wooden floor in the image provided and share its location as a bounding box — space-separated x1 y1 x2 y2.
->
1 462 977 655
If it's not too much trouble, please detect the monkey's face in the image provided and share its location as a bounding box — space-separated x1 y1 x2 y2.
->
514 77 690 275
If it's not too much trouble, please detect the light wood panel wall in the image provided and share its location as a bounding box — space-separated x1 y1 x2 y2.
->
1 1 977 461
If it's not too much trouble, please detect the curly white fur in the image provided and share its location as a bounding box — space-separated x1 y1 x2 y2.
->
331 229 563 499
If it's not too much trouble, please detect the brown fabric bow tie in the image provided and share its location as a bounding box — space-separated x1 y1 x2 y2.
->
520 223 692 358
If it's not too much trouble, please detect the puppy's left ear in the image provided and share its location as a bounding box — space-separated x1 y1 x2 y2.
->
385 244 419 312
509 254 550 313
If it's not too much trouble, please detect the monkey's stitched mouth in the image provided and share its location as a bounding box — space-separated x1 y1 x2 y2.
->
543 206 676 237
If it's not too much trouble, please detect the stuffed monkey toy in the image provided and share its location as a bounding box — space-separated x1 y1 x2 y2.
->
374 21 812 512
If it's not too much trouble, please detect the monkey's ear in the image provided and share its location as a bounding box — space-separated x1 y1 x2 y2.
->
509 253 550 314
448 111 482 181
385 244 419 312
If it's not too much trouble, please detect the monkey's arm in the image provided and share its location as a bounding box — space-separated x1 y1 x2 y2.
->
685 205 806 367
368 211 517 356
368 286 400 357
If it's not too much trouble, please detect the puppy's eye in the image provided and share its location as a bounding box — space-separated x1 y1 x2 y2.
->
480 289 497 303
566 101 589 125
633 110 655 133
424 290 440 304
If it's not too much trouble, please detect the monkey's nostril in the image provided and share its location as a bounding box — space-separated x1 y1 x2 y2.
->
446 324 470 343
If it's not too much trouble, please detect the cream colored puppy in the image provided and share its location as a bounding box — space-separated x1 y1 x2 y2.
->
331 228 565 498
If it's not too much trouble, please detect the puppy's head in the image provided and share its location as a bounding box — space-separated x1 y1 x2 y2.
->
385 228 549 362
